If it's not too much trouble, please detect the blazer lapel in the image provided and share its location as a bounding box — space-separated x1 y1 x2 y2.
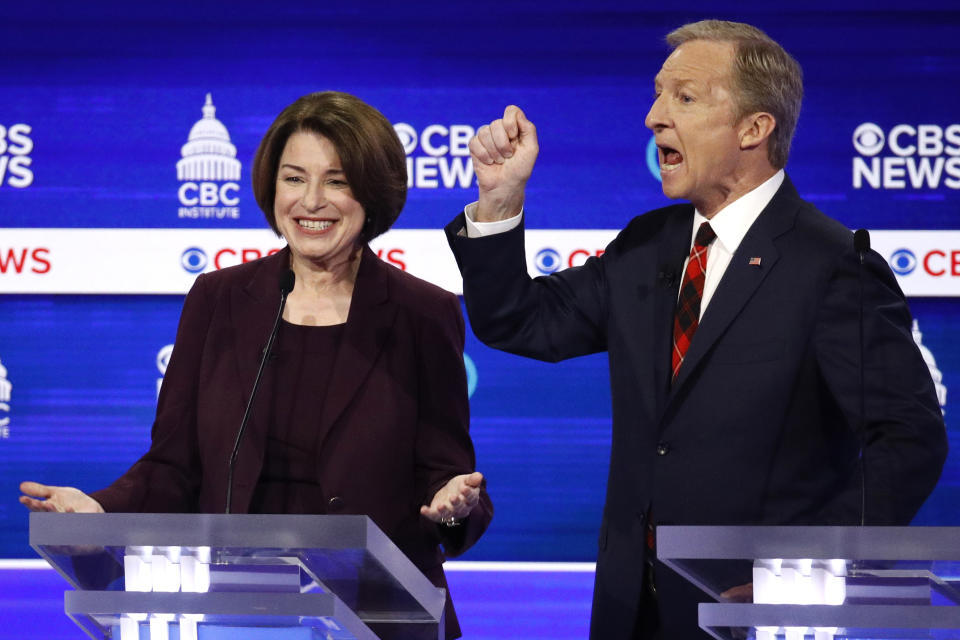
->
313 246 397 453
669 178 801 394
652 208 696 405
231 249 289 407
607 207 692 420
226 248 290 509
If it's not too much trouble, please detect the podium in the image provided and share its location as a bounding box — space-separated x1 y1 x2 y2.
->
657 526 960 640
29 513 447 640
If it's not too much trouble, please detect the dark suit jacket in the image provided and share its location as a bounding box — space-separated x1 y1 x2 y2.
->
92 245 492 639
446 176 946 639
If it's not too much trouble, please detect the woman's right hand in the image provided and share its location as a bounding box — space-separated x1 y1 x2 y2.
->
19 481 104 513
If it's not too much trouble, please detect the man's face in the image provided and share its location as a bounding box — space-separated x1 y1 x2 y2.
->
645 39 744 217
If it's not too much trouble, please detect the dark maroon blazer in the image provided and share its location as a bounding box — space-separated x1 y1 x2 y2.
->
92 245 492 637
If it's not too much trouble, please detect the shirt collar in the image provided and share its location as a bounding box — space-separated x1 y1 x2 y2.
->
691 170 785 254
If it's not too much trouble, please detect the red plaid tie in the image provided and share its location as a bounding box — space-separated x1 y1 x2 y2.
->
672 222 716 381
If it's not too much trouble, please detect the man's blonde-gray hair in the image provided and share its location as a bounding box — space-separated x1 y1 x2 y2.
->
667 20 803 169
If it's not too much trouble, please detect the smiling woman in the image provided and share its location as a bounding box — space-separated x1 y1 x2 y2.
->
270 131 370 324
19 91 493 640
250 93 411 325
275 132 366 258
252 92 407 243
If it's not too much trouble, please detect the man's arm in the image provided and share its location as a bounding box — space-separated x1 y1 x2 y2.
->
814 245 947 525
446 106 609 362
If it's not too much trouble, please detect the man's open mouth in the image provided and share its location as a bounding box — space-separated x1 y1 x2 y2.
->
658 145 684 170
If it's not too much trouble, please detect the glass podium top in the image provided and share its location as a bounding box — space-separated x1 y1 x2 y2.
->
30 513 446 640
657 526 960 640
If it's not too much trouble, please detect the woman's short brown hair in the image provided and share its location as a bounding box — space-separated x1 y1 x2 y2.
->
251 91 407 242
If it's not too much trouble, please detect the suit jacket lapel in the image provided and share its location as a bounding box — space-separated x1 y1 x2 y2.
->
607 207 692 421
232 250 289 404
227 248 290 508
669 177 801 394
314 245 397 453
652 208 696 405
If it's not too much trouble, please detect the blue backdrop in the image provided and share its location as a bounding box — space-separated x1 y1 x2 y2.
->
1 1 958 561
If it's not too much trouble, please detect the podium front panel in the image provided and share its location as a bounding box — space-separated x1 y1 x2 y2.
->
30 513 446 640
65 591 376 640
657 526 960 640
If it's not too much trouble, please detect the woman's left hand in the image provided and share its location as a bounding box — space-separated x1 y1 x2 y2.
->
420 471 484 523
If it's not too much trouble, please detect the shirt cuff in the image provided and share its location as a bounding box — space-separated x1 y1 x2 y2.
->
463 201 523 238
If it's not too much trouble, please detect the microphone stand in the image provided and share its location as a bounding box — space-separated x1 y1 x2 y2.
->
853 229 870 527
225 269 295 514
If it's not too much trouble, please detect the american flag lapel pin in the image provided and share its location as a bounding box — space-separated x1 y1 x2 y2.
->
748 256 762 267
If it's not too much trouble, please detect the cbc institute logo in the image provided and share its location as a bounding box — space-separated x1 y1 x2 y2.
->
176 94 241 220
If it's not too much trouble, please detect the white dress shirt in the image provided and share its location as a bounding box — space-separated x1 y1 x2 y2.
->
464 170 785 320
691 170 784 316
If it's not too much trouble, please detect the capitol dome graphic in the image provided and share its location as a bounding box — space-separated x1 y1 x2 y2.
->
912 320 947 411
176 93 241 181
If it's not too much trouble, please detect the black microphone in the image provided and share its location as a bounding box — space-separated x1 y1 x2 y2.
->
853 229 870 526
854 228 870 264
225 269 295 514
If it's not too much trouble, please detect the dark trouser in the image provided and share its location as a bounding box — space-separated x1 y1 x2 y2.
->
632 557 661 639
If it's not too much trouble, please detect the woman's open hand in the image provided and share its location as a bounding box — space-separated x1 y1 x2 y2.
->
19 481 104 513
420 472 483 523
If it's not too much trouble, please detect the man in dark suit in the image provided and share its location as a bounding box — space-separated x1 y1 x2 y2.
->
445 19 947 639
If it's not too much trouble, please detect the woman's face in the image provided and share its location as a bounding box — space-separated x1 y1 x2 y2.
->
274 131 366 269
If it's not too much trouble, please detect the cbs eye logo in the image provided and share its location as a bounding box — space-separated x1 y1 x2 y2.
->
156 344 174 376
889 248 917 275
181 247 208 274
534 248 562 274
853 123 885 156
646 136 662 182
464 353 478 398
394 123 417 154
